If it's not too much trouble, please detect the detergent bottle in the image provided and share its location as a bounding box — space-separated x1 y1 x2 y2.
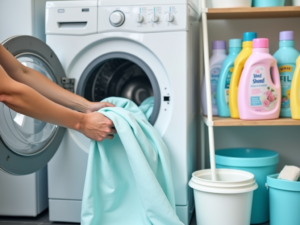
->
290 56 300 119
229 32 257 118
201 40 227 116
217 39 242 117
273 31 300 118
238 38 281 120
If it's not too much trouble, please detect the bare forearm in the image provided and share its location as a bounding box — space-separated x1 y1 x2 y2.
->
0 43 90 112
20 67 90 112
0 63 115 142
2 81 84 131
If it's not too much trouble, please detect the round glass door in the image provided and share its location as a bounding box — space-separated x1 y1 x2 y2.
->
0 54 58 156
0 35 66 175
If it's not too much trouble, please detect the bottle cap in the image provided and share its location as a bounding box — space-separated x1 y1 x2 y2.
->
243 32 257 42
253 38 269 48
229 39 242 48
280 31 294 41
212 40 226 50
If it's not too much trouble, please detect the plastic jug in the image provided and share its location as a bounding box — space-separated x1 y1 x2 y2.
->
229 32 257 119
238 38 281 120
217 39 242 117
290 56 300 119
201 40 227 116
274 31 300 118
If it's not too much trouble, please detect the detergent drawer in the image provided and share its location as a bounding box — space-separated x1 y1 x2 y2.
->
46 1 97 35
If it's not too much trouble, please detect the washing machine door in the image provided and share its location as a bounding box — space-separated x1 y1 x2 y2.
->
0 35 66 175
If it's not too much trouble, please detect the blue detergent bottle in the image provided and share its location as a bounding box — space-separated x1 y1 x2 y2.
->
274 31 300 117
217 39 242 117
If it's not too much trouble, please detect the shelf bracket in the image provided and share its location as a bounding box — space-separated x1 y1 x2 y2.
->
206 120 214 127
202 116 214 127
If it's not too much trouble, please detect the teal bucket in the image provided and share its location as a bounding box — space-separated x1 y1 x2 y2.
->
267 174 300 225
253 0 285 7
215 148 279 224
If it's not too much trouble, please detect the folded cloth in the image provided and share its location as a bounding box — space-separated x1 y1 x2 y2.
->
278 165 300 181
81 97 183 225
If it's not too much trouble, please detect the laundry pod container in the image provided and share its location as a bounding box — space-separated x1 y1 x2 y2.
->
215 148 279 224
189 169 258 225
267 174 300 225
206 0 252 8
253 0 285 7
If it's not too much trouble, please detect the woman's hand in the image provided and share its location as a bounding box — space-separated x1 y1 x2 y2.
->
84 101 115 113
81 101 116 142
79 112 116 142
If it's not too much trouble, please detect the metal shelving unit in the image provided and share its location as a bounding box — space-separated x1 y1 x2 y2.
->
199 2 300 179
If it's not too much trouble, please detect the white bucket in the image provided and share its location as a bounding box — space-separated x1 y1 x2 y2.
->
189 169 258 225
206 0 252 8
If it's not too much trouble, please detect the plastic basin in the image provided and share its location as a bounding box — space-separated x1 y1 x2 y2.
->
267 174 300 225
215 148 279 224
253 0 285 7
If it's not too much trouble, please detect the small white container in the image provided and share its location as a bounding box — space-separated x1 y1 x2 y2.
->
293 0 300 6
206 0 252 8
189 169 258 225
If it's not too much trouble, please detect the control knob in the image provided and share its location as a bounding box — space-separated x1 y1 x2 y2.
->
109 10 125 27
136 14 144 23
151 13 159 23
166 13 175 22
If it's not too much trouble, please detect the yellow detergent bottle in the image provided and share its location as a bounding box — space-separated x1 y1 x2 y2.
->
229 32 257 118
290 56 300 119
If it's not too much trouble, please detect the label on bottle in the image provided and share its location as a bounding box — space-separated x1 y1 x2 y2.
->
248 66 278 112
211 66 221 106
278 64 295 110
224 67 234 106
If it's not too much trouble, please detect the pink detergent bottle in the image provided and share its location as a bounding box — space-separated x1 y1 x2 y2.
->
238 38 281 120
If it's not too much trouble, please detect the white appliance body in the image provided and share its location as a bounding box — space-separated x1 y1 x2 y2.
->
46 1 199 224
0 0 51 216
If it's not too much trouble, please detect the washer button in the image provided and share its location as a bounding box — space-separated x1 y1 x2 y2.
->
110 11 125 27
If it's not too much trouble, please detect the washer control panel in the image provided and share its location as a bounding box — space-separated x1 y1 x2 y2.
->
98 5 196 33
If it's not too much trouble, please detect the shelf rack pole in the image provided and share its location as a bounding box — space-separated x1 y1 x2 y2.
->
200 0 217 180
199 15 206 170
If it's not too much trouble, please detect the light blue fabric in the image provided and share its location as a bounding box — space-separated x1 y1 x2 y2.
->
139 96 154 119
81 97 183 225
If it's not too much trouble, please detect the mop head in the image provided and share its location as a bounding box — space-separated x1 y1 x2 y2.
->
278 166 300 181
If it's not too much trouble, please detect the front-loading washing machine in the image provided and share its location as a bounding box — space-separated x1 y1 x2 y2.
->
45 1 200 224
46 0 199 224
0 0 200 224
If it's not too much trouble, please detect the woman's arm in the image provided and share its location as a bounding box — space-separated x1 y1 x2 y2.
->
0 65 114 142
0 44 113 112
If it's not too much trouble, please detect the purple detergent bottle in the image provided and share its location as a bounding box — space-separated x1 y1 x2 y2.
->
201 40 227 116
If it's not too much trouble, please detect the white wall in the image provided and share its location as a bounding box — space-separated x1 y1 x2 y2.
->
204 16 300 171
207 17 300 56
